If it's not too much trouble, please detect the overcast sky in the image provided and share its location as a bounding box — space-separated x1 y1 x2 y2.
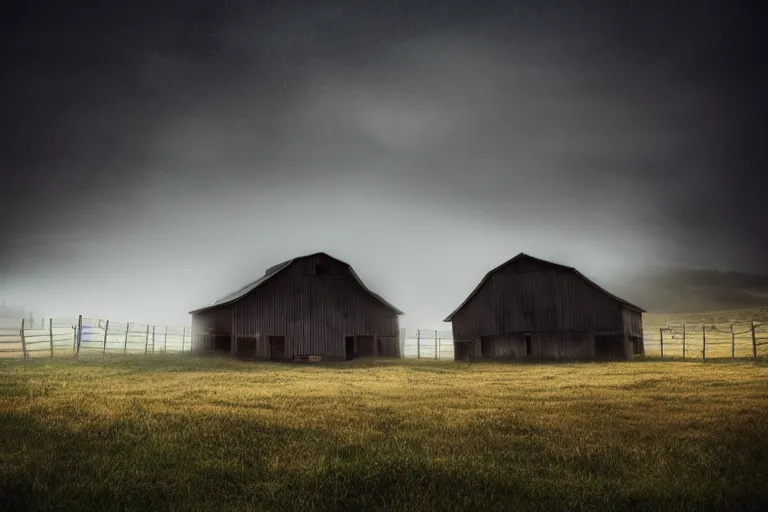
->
1 1 765 328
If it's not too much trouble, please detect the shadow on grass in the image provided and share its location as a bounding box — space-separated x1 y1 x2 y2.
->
1 396 766 512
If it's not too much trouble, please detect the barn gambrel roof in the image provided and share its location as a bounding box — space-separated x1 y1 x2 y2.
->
189 252 403 315
443 252 645 322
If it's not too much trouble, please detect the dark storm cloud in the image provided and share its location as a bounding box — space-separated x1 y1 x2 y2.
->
1 1 766 322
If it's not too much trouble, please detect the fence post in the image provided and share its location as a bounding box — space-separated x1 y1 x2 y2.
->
434 330 438 359
752 322 758 360
72 326 76 355
144 325 150 356
164 326 168 353
659 328 664 359
49 318 54 358
151 325 155 355
102 320 110 355
20 318 27 360
730 324 735 360
181 327 186 353
124 323 130 354
416 330 421 358
702 325 706 361
682 324 686 360
76 315 83 358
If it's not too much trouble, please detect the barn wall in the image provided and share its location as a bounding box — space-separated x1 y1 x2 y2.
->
622 306 645 356
232 254 399 360
451 263 624 342
454 339 482 360
376 336 400 357
480 333 525 358
191 306 232 352
622 307 643 337
595 334 628 360
460 331 594 360
533 331 594 359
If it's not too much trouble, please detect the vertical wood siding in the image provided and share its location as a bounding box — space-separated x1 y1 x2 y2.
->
450 257 639 360
231 254 399 360
622 306 644 355
622 307 643 337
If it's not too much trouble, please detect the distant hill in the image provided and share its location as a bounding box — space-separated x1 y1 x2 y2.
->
607 267 768 314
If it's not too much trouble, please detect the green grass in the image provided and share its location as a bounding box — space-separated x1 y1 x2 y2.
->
1 356 767 511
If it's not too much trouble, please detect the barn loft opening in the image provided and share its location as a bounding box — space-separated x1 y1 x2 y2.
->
314 264 329 276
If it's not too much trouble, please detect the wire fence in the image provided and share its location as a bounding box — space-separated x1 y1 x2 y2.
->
3 316 766 362
0 316 191 359
400 329 455 359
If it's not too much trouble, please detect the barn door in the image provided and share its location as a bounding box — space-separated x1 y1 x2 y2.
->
454 341 473 361
594 335 621 360
480 336 494 358
269 336 285 361
214 335 231 353
345 336 356 360
356 336 375 357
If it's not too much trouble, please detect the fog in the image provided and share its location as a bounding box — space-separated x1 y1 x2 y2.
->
1 1 765 328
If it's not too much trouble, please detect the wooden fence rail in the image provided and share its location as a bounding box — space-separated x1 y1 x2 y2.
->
0 315 191 359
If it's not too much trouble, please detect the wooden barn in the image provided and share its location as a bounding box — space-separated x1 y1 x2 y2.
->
188 252 403 361
444 253 645 361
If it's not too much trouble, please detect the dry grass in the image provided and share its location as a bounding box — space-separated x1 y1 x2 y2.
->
1 356 767 511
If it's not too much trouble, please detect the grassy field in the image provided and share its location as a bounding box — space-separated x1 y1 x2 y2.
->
1 356 767 511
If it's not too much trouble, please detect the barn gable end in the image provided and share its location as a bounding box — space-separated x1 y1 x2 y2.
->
446 253 645 361
189 252 402 361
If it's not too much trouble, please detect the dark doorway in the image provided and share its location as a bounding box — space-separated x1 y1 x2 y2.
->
237 337 257 359
214 335 232 354
594 335 622 360
269 336 285 361
480 337 493 358
454 341 473 361
357 335 375 357
524 334 532 356
345 336 356 360
377 338 382 356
